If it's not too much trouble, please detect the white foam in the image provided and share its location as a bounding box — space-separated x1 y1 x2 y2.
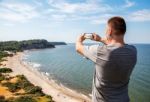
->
32 63 41 68
89 93 92 97
25 61 41 68
45 72 50 76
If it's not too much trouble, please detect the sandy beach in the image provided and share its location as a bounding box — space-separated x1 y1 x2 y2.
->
2 52 91 102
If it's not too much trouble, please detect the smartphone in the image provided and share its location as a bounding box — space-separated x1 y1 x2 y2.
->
84 33 93 39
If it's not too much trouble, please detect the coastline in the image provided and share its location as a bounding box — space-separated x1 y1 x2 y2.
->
3 52 91 102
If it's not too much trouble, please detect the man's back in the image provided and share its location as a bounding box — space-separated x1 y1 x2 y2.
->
83 44 137 102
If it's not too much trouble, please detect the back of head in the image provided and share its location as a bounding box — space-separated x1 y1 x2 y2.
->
108 16 126 35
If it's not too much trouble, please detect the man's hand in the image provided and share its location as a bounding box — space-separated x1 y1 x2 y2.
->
77 34 86 42
92 33 101 42
92 33 109 45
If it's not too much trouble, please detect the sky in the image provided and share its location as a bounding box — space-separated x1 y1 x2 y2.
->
0 0 150 43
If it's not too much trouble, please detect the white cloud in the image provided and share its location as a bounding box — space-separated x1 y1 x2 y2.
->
92 9 150 24
44 0 114 24
3 23 15 26
91 14 114 24
128 9 150 22
123 0 135 8
47 0 112 14
0 2 39 23
50 14 67 21
0 0 149 25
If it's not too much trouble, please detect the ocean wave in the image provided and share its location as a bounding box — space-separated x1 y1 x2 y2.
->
32 63 41 68
45 72 50 76
24 61 41 68
89 93 92 97
22 54 29 61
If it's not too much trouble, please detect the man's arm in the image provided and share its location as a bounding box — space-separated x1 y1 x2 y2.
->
92 33 109 45
75 34 85 55
76 34 106 63
76 33 108 56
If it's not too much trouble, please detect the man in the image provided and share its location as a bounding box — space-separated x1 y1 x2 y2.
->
76 16 137 102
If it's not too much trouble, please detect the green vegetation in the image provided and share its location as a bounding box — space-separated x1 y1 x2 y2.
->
0 95 6 102
0 68 12 73
0 73 54 102
0 39 57 102
11 96 37 102
0 76 5 81
2 82 20 92
6 95 55 102
0 68 54 101
0 73 5 81
0 51 9 62
36 96 55 102
25 86 44 96
0 41 21 52
16 75 44 96
0 39 66 63
0 39 55 52
0 51 8 58
1 75 42 94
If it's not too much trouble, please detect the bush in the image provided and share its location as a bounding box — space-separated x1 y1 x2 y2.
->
13 75 44 96
25 86 44 96
0 75 5 81
2 82 20 92
0 95 7 102
45 95 55 102
28 86 42 94
20 80 33 89
16 75 34 89
0 51 8 60
16 75 26 80
0 73 5 81
0 68 12 73
45 95 53 100
12 96 37 102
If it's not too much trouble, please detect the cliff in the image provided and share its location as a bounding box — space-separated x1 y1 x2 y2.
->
0 39 67 52
20 39 55 50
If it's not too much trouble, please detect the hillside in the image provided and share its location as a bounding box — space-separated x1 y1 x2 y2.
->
0 39 67 52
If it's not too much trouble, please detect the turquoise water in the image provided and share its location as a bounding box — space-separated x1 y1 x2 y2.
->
24 44 150 101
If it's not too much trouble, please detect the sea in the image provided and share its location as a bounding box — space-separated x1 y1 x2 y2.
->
23 43 150 102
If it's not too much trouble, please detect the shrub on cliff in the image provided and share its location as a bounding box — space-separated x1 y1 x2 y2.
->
0 68 12 73
0 95 7 102
16 75 44 96
25 86 44 96
0 51 8 59
0 75 5 81
12 96 37 102
2 82 20 92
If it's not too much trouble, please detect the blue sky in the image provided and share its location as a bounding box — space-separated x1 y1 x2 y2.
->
0 0 150 43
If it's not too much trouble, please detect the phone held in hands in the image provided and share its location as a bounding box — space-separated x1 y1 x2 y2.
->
84 33 94 39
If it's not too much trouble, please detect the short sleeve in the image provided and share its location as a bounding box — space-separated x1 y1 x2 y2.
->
83 45 99 63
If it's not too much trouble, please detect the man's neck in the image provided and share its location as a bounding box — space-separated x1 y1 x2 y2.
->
108 36 125 47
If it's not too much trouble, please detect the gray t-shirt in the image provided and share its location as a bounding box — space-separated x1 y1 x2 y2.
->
83 44 137 102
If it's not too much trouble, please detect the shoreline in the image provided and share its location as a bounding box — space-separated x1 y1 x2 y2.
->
3 52 91 102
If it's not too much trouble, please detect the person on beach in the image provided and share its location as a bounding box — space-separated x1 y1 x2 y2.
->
76 16 137 102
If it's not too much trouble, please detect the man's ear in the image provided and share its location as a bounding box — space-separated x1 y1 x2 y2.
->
108 27 112 36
